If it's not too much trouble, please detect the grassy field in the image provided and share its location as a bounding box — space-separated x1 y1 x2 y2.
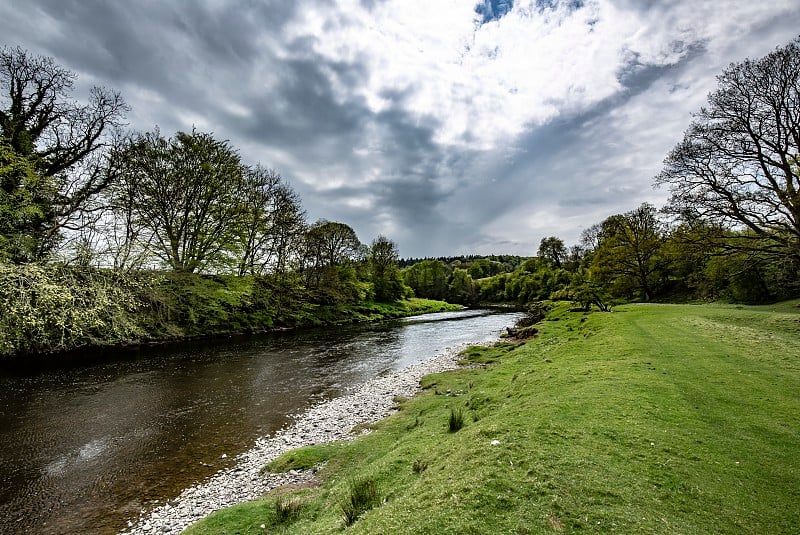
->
185 300 800 534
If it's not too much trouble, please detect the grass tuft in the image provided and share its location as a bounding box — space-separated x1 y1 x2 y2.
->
448 406 465 432
274 494 304 524
412 458 429 474
341 476 381 526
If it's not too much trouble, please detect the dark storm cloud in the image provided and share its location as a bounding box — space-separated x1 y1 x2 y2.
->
2 1 294 86
239 58 368 148
291 99 469 243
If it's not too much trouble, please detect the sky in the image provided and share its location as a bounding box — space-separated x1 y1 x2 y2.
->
1 1 798 258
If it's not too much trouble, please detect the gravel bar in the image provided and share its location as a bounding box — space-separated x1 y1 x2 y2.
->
119 343 477 534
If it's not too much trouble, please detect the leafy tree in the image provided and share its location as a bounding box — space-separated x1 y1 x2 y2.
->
538 236 567 268
116 129 245 273
0 46 127 260
234 166 305 276
235 165 282 276
368 236 405 302
660 222 721 299
302 220 363 297
303 220 362 269
0 140 56 261
564 245 585 272
268 181 307 275
656 36 800 263
402 259 449 300
569 278 612 312
467 258 503 279
590 203 665 301
447 268 477 305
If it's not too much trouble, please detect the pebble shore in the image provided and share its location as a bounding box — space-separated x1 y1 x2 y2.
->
119 343 476 534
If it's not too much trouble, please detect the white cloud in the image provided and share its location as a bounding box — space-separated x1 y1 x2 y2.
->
280 0 706 153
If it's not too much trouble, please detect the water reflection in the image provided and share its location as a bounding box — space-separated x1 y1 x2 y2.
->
0 309 519 534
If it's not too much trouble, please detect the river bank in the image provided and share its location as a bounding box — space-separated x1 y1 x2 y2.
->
119 342 477 534
186 301 800 534
0 263 462 361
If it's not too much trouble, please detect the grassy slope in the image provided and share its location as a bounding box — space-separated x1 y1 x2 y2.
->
185 301 800 534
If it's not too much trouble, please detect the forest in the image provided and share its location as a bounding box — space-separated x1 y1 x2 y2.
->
1 36 799 356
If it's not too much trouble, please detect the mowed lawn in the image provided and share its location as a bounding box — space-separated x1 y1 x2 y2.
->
186 301 800 534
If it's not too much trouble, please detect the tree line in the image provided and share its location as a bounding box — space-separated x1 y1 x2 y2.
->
0 46 407 304
2 35 799 315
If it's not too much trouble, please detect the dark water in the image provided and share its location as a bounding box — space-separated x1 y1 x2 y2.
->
0 309 520 535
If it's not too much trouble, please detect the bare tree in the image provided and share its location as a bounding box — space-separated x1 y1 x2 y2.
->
656 36 800 261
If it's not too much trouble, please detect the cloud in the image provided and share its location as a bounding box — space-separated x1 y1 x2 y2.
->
1 0 798 257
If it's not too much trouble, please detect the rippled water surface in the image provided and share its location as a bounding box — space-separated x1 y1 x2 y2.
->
0 309 520 534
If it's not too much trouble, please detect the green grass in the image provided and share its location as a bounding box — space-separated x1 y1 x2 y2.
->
342 297 463 321
184 300 800 534
261 442 349 474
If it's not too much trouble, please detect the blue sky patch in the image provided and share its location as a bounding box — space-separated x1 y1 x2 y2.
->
475 0 514 24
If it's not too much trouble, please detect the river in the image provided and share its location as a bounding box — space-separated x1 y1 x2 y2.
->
0 308 520 534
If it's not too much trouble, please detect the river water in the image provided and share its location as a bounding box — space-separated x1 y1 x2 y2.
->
0 309 520 534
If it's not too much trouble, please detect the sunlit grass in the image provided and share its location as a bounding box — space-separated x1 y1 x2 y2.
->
185 300 800 534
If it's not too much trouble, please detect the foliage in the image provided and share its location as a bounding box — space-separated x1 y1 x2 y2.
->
568 278 612 312
446 267 478 305
234 165 306 276
116 129 246 273
402 259 449 301
538 236 567 269
589 203 666 301
301 220 364 299
0 263 152 355
186 301 800 534
0 261 458 357
369 235 408 302
0 141 56 262
303 220 362 269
